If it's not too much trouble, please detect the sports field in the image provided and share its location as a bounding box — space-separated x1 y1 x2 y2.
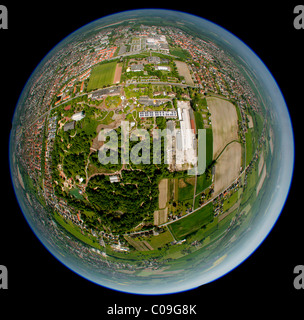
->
113 63 122 84
87 61 117 91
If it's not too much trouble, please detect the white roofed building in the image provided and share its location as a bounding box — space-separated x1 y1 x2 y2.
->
139 110 177 118
71 111 85 121
109 175 120 183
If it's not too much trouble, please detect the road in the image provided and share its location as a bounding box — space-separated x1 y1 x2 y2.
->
158 166 248 229
158 122 267 230
125 81 197 89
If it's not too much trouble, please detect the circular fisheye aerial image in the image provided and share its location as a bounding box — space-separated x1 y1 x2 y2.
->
9 9 294 295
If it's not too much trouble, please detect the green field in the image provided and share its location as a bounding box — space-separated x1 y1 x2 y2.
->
178 177 195 201
194 111 204 130
205 128 213 167
53 211 101 249
245 128 253 166
69 188 84 200
146 230 174 249
196 173 212 194
100 110 114 124
170 46 192 60
168 202 214 240
87 61 117 91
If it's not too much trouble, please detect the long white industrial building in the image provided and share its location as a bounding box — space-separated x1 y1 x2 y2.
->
139 110 177 118
176 107 196 166
180 108 193 151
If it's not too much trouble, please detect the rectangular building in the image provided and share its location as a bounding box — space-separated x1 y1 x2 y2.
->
71 111 85 121
130 64 144 72
109 175 120 183
155 66 170 71
63 121 75 132
139 110 177 118
177 107 182 120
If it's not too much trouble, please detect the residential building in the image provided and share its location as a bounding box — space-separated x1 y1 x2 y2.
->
63 121 75 131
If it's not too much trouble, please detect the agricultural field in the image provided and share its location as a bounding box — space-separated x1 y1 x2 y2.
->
207 97 238 159
206 97 241 195
205 128 213 168
178 177 195 201
168 202 214 240
158 179 169 209
147 230 174 249
124 236 154 251
196 173 212 195
154 208 168 226
87 61 117 91
214 141 242 195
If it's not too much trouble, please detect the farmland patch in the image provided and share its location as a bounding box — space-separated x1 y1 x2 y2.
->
207 97 238 160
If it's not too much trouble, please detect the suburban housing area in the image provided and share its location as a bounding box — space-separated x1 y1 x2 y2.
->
15 20 272 271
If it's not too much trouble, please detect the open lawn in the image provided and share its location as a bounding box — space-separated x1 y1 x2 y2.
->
87 61 117 91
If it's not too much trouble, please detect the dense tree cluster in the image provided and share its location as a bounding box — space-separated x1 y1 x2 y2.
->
86 170 159 232
51 110 190 233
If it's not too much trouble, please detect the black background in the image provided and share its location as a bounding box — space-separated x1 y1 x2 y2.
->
1 1 303 316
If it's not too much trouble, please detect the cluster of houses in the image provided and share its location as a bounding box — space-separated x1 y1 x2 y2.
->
127 55 171 73
168 27 261 119
21 118 46 181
